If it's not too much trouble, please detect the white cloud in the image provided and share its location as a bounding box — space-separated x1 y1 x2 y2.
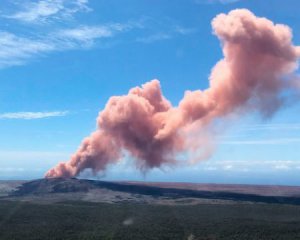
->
60 26 113 40
4 0 91 23
223 165 233 170
174 26 195 35
199 160 300 173
0 32 55 67
0 111 69 120
57 24 130 45
0 1 189 67
273 164 290 170
137 26 194 43
0 23 131 68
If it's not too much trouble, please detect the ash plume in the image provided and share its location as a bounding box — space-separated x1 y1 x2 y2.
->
46 9 300 178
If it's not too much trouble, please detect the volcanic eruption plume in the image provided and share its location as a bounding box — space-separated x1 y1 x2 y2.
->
46 9 300 178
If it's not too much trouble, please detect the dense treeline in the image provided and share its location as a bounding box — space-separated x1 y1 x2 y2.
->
0 200 300 240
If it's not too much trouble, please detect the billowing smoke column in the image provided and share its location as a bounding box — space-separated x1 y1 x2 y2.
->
46 9 300 178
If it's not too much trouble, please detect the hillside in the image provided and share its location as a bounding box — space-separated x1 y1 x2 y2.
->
3 178 300 205
2 179 300 239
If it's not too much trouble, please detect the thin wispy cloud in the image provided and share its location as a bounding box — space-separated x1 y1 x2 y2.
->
0 111 69 120
57 23 131 45
60 26 113 41
0 32 54 68
137 26 194 43
0 0 121 68
223 164 233 170
0 23 131 68
4 0 91 23
274 164 291 170
174 26 195 35
199 160 300 172
0 1 193 68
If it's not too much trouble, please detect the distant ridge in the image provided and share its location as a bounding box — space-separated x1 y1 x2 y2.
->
8 178 300 205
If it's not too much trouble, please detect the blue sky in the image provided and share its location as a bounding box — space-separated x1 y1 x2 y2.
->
0 0 300 185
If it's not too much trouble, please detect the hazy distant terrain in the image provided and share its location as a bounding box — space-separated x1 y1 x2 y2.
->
1 179 300 239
